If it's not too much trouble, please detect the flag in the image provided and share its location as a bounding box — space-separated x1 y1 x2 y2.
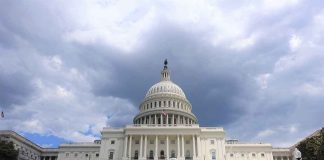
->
1 111 4 118
162 110 167 116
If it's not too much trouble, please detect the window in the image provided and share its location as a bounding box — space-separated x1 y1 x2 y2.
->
252 153 256 157
134 150 139 159
171 150 176 158
261 153 265 157
230 153 234 157
160 150 165 158
186 150 190 158
96 153 99 157
74 153 78 157
65 153 69 157
241 154 244 157
211 151 216 160
149 150 154 159
109 152 114 160
160 140 165 144
135 140 139 144
85 153 88 157
185 140 190 144
171 140 176 144
210 140 215 144
111 140 115 144
150 140 154 144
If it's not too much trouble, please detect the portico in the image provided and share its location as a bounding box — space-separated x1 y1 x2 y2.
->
121 125 201 160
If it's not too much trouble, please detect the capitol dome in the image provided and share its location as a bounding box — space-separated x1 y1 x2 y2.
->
145 81 186 99
133 60 198 125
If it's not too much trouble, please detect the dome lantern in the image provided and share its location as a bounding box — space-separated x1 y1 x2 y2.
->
161 59 170 81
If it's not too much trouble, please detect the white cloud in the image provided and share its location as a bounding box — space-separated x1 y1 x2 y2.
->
62 0 156 52
0 49 137 142
256 73 271 89
289 34 302 52
257 129 276 138
263 0 300 11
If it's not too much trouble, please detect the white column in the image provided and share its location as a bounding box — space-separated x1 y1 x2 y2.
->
193 135 196 158
144 135 147 159
166 136 169 159
172 114 175 125
155 136 158 160
197 136 201 158
129 135 132 158
177 135 180 158
177 115 180 125
160 114 163 125
181 135 185 158
166 114 169 125
149 116 152 125
140 135 143 158
154 114 157 125
123 135 128 157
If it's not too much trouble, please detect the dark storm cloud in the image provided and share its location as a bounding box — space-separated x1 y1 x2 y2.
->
84 23 258 126
0 71 34 107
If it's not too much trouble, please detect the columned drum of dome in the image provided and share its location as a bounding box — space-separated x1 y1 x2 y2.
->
133 60 198 125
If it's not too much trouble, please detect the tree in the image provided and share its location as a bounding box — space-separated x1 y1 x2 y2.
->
297 128 324 160
317 129 324 160
0 140 18 160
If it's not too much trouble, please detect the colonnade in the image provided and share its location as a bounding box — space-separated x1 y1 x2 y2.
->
123 134 200 160
141 99 191 112
134 113 196 125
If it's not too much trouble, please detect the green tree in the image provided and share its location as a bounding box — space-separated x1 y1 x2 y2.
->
297 128 324 160
0 140 18 160
317 129 324 160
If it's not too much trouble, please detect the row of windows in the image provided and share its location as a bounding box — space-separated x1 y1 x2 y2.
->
141 100 191 111
132 149 191 158
65 152 99 158
229 153 265 157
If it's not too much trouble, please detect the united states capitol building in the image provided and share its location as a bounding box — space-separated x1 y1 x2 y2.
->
1 61 294 160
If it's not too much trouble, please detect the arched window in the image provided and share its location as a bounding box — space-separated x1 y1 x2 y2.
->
210 149 216 160
185 150 191 159
149 150 154 159
171 150 176 158
160 150 165 159
134 150 139 159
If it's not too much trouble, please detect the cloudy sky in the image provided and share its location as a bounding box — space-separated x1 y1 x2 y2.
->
1 0 324 148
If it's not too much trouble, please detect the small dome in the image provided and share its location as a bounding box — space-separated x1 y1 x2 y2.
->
145 81 186 98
